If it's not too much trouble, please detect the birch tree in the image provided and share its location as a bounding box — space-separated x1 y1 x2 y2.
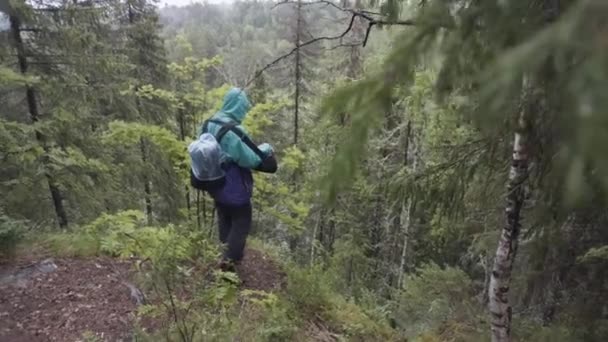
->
488 79 534 342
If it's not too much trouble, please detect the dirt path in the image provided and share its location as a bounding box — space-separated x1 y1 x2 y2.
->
236 247 286 292
0 257 137 342
0 248 285 341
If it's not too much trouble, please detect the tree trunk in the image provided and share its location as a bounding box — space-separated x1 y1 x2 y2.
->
345 0 364 80
489 79 533 342
396 120 414 288
397 198 413 289
128 1 154 224
140 137 153 224
178 108 191 217
328 207 336 253
310 210 321 267
293 0 302 147
489 6 558 338
10 13 68 229
196 190 201 230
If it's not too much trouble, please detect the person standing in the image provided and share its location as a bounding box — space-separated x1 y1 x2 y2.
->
191 87 277 270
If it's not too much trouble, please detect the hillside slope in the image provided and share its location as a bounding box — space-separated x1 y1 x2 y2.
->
1 244 398 341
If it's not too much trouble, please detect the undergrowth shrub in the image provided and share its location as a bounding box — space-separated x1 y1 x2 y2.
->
44 232 100 258
285 264 334 317
36 212 399 341
393 263 484 341
329 297 398 341
239 289 298 340
515 316 608 342
0 213 27 259
516 323 583 342
285 263 398 341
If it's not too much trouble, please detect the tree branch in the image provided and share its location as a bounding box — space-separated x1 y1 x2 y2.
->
326 42 363 51
245 12 357 88
246 1 420 87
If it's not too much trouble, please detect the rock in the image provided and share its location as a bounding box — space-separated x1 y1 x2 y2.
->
122 281 146 305
0 259 58 288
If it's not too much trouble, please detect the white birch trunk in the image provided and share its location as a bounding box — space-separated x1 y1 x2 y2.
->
489 81 533 342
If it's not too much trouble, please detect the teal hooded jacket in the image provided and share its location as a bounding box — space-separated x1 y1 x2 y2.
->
205 88 272 169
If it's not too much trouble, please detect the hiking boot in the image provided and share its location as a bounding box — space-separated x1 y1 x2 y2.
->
218 259 236 273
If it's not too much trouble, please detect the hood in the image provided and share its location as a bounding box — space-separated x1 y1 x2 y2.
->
218 87 251 123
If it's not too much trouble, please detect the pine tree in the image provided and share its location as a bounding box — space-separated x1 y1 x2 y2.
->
7 10 69 228
122 0 173 223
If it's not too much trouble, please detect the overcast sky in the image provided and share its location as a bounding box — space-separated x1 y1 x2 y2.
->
159 0 234 7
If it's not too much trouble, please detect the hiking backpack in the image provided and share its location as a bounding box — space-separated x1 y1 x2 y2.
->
188 119 266 192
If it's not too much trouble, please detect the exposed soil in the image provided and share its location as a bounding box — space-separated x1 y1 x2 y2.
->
236 247 286 292
0 247 286 341
0 257 137 342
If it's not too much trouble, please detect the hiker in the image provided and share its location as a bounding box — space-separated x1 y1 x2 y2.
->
190 87 277 270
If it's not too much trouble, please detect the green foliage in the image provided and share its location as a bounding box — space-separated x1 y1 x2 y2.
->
321 75 393 202
285 265 334 317
168 56 222 84
514 316 608 342
0 214 27 258
393 263 483 340
329 297 397 341
43 232 100 258
2 1 607 340
280 145 306 173
84 210 146 235
243 100 288 137
0 65 39 87
47 147 108 176
241 290 298 340
207 270 241 306
103 121 187 168
326 238 372 298
284 264 396 340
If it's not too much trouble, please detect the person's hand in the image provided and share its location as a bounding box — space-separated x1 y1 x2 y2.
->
258 143 274 156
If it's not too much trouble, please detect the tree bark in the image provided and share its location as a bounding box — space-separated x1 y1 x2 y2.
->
397 198 413 289
293 0 302 147
178 108 191 217
128 1 154 225
397 121 415 289
344 0 364 80
489 79 533 342
489 5 558 338
10 13 68 229
196 190 201 230
310 210 321 267
140 137 153 224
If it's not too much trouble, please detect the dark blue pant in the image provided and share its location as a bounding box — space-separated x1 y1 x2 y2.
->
216 202 252 262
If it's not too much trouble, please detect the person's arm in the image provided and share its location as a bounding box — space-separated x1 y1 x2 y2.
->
222 130 263 169
222 127 278 173
254 153 277 173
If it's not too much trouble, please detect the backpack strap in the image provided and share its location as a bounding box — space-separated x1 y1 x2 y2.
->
204 119 266 159
203 119 236 143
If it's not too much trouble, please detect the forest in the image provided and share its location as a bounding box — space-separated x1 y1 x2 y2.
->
0 0 607 341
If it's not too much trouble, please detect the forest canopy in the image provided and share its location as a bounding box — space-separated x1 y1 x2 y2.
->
1 0 607 341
